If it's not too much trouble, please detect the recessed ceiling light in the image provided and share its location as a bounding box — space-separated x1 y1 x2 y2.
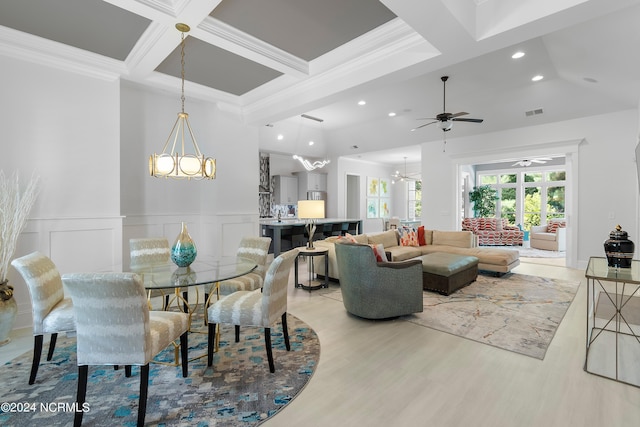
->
277 134 284 140
358 100 366 106
532 75 544 82
388 112 396 117
512 51 525 59
308 140 314 146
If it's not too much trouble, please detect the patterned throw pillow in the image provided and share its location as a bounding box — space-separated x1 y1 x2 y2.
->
369 243 388 262
547 221 566 233
399 228 419 247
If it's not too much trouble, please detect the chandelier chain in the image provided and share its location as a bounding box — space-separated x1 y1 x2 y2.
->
180 31 185 114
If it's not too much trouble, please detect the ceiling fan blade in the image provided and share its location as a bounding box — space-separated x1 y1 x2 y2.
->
416 118 437 121
450 112 468 118
512 161 522 166
452 118 484 123
531 159 547 164
411 121 437 131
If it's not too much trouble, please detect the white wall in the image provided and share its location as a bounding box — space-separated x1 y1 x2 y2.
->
334 157 394 233
1 56 122 328
421 109 639 268
120 83 261 266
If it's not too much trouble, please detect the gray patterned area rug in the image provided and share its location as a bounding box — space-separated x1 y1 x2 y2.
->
0 314 319 426
324 273 579 360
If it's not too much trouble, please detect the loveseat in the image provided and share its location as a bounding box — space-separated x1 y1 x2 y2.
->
461 217 524 246
313 228 520 281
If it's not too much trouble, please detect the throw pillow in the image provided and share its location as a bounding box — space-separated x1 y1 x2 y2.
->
417 225 426 246
339 233 358 243
547 221 566 233
369 243 388 262
399 228 419 247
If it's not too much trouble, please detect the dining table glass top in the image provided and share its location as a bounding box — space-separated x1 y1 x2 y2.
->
130 256 257 290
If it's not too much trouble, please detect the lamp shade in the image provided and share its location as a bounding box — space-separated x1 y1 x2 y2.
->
298 200 325 219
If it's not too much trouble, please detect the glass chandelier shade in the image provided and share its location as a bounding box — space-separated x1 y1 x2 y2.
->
149 23 216 180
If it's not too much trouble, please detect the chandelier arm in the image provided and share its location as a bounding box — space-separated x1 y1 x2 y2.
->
184 117 203 157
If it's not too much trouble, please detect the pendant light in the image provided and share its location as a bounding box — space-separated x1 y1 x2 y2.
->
292 114 330 171
149 23 216 180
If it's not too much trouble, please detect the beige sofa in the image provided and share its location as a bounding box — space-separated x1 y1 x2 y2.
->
313 229 520 281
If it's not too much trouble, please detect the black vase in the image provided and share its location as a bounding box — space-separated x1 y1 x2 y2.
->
604 225 635 268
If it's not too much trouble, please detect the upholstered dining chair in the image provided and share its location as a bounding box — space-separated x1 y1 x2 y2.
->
217 236 272 296
207 248 298 373
62 272 189 427
11 252 75 385
129 237 186 311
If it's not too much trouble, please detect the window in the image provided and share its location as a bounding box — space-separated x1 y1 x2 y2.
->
476 169 565 230
408 180 421 219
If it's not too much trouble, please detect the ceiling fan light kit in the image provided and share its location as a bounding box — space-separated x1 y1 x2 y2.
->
412 76 484 132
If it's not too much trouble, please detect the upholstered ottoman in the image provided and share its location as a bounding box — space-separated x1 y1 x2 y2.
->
418 252 479 295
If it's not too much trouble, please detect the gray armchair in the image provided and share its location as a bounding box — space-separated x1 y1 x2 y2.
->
335 243 423 319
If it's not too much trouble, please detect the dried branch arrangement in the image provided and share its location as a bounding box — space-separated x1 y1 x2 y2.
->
0 171 40 282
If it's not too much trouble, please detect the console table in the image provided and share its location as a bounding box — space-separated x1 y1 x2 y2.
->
584 256 640 387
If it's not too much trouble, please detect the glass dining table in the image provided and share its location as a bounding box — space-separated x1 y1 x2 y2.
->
130 255 257 361
131 255 257 319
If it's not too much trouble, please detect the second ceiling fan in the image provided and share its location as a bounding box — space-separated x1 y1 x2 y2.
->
412 76 484 132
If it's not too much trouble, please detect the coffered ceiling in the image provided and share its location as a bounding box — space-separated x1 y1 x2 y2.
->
1 0 639 166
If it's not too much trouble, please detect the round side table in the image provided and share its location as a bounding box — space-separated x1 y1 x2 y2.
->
294 247 329 291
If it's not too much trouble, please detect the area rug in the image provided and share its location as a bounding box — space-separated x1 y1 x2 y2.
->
323 273 579 360
0 314 319 426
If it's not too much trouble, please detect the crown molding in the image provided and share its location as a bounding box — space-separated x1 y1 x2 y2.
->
197 16 309 78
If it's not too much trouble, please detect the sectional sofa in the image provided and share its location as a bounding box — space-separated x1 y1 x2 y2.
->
313 229 520 281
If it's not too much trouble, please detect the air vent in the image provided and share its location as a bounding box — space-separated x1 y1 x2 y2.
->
525 108 544 117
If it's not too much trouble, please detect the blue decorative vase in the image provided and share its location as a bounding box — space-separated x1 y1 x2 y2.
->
171 222 197 267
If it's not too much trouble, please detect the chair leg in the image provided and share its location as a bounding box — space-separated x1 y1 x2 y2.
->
264 327 275 373
75 365 88 427
180 332 188 378
281 313 291 351
125 365 132 377
182 290 189 313
207 323 216 367
29 335 44 385
137 364 149 427
235 325 240 342
47 333 58 360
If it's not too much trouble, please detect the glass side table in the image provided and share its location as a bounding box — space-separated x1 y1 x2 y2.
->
584 257 640 387
294 247 329 291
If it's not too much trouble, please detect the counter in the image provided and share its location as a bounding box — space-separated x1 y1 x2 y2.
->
260 218 363 257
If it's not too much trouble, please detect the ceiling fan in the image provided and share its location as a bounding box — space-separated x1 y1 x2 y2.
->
412 76 484 132
392 157 419 183
512 157 553 167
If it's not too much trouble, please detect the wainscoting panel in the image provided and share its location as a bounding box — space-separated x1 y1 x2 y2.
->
9 216 123 329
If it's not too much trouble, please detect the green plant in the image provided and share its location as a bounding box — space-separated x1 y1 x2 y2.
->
468 184 498 218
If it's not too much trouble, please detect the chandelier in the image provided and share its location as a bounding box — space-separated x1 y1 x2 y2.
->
149 23 216 180
392 157 417 183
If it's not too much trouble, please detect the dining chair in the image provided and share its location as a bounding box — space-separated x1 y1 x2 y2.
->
11 252 75 385
62 272 189 427
217 236 272 296
207 248 298 373
129 237 186 311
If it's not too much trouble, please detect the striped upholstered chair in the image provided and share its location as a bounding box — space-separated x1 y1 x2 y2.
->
63 272 189 427
129 237 176 310
11 252 75 385
207 248 298 373
217 236 272 295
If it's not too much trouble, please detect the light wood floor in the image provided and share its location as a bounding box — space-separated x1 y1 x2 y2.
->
3 258 639 427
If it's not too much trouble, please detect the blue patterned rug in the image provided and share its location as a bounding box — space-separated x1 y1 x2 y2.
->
0 313 319 426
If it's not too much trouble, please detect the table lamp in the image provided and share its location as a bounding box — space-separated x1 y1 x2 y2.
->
298 200 325 249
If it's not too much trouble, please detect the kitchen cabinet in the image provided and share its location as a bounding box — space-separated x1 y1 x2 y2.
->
294 172 327 199
273 175 298 204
